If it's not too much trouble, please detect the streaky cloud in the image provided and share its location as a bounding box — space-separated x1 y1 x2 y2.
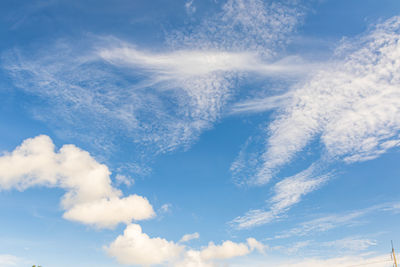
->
2 0 307 161
231 163 331 229
232 16 400 186
273 202 400 239
230 91 293 115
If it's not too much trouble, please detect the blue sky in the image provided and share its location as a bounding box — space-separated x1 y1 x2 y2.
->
1 0 400 266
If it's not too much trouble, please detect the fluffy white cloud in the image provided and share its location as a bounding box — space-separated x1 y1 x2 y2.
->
200 240 250 260
63 195 154 228
179 238 266 266
106 223 266 266
106 224 184 265
232 16 400 185
0 135 155 228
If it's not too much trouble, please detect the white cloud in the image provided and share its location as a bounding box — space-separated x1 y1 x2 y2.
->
246 237 267 254
273 203 399 239
106 224 184 266
115 174 134 187
63 195 154 228
185 0 196 15
99 46 314 79
167 0 305 56
106 223 266 266
230 91 292 114
269 165 329 212
383 202 400 213
322 237 377 251
233 16 400 185
232 164 330 229
180 232 200 243
286 240 311 254
178 238 266 267
159 203 172 214
3 0 305 158
0 135 155 228
200 240 250 260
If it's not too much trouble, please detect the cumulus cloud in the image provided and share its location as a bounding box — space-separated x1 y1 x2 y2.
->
63 195 154 228
179 237 267 267
233 16 400 185
106 224 184 266
0 135 155 228
232 164 330 229
106 223 266 266
199 240 250 260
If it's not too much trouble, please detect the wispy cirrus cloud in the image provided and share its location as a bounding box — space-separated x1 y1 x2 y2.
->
275 236 377 256
99 45 313 79
232 16 400 186
273 202 400 240
231 163 331 229
322 237 377 252
167 0 305 56
2 0 307 161
230 91 293 115
229 16 400 229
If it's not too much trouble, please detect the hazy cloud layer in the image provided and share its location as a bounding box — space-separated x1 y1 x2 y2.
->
278 254 392 267
0 254 22 267
273 202 400 240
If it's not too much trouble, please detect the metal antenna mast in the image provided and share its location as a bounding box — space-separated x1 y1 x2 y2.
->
392 240 398 267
